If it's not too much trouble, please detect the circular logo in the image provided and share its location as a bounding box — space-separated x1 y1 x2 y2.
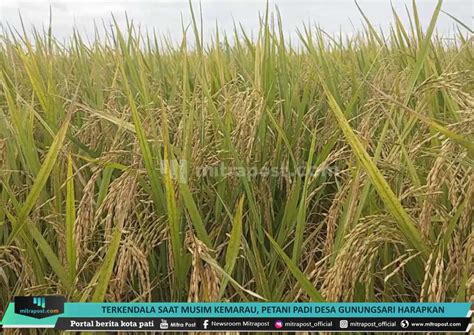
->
400 320 410 328
274 320 283 329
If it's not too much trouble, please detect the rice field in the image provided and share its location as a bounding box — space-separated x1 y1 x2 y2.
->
0 0 472 310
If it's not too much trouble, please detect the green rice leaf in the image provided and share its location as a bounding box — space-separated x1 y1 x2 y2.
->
66 154 77 282
91 224 123 302
8 111 72 244
219 196 244 297
28 222 71 290
266 232 324 302
322 87 428 258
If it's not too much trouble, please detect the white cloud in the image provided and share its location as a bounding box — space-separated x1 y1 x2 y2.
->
1 0 471 43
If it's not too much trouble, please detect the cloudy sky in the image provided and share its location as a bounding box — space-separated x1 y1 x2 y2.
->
0 1 472 43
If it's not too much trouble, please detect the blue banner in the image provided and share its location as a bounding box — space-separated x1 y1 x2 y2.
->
2 300 472 332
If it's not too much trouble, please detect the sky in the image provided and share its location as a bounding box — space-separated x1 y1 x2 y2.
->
0 1 472 43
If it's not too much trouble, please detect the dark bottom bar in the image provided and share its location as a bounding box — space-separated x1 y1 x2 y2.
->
55 317 471 332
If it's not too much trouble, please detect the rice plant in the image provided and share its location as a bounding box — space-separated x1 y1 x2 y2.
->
0 0 472 313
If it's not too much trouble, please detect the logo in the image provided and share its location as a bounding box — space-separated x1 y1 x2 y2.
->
14 296 65 319
160 159 188 183
274 320 283 329
159 319 169 329
340 320 349 329
32 297 46 308
203 319 209 329
400 320 410 328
